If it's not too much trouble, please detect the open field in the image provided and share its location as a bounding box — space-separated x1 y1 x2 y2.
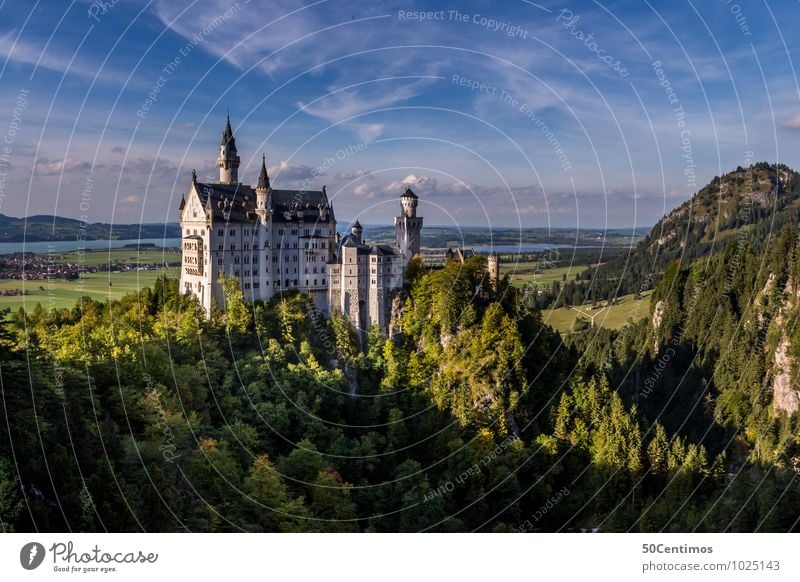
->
0 268 180 312
501 261 594 289
52 247 181 266
541 290 653 333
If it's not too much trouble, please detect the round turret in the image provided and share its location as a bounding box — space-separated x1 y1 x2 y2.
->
352 219 363 239
401 187 418 218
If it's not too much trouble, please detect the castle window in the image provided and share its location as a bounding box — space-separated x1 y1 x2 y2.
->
264 242 269 249
253 282 260 289
244 256 250 264
278 229 284 236
244 283 251 290
304 242 309 249
218 245 223 251
245 270 250 276
253 270 258 276
293 242 298 249
230 244 236 251
229 229 235 236
217 257 223 265
314 279 318 286
322 279 326 285
304 229 309 235
185 229 190 235
193 229 198 235
234 257 240 264
291 229 297 235
253 256 258 264
218 229 224 236
234 270 240 276
293 279 298 286
305 279 308 286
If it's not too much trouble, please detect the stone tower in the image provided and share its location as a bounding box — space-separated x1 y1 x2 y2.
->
255 154 270 225
488 253 500 285
218 114 240 184
395 187 422 266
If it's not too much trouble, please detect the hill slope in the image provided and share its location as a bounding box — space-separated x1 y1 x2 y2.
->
550 162 800 307
0 213 180 242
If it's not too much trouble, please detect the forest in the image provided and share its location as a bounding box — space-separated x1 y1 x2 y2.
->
2 164 800 532
1 220 799 531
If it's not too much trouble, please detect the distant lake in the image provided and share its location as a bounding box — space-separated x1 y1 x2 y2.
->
471 244 607 253
0 238 182 254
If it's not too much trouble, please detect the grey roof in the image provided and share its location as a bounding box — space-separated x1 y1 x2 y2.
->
402 187 418 199
196 182 256 222
192 180 333 224
257 155 270 190
371 244 399 256
221 115 237 151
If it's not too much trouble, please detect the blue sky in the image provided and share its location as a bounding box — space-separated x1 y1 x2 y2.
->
0 0 799 229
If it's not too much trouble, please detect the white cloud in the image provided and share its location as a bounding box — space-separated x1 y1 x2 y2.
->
33 158 90 176
781 115 800 130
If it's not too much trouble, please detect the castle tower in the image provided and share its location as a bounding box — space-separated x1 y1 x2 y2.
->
218 114 240 184
351 219 363 241
395 187 422 266
255 154 270 224
488 253 500 285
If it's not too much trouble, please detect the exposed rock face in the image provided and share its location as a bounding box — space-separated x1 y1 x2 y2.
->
388 291 406 339
652 300 666 332
772 337 800 415
651 300 666 351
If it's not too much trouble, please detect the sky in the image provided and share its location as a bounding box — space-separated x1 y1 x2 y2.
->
0 0 799 230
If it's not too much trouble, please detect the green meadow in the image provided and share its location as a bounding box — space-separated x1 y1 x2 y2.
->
541 290 653 333
0 268 181 313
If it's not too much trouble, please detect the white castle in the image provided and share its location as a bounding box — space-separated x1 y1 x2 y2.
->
179 115 423 333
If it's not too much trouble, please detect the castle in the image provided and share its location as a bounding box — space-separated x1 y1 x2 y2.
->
179 115 422 333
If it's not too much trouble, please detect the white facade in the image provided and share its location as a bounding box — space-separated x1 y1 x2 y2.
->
179 116 422 332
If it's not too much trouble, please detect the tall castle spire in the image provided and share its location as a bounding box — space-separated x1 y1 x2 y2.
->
255 154 270 224
218 112 240 184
